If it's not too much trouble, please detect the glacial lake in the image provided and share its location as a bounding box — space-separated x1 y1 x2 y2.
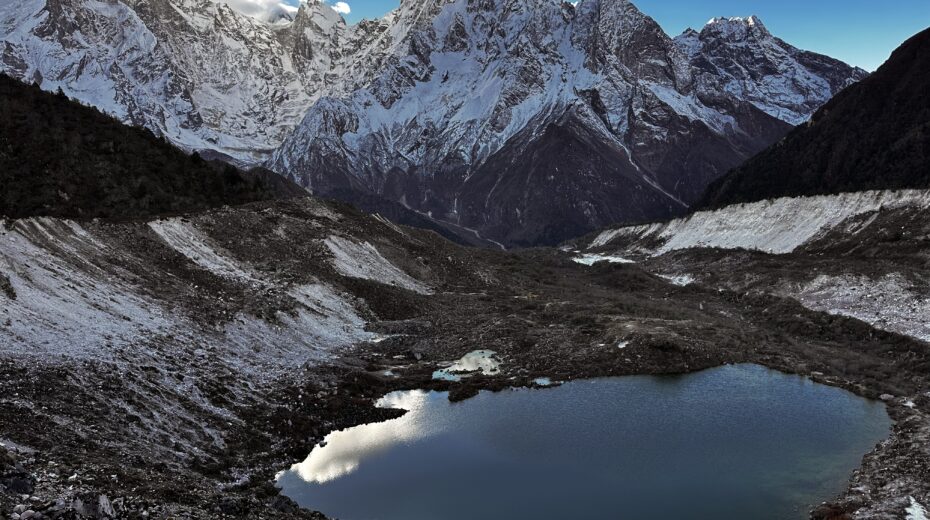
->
277 364 890 520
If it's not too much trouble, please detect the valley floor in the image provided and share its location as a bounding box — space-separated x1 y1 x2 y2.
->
0 195 928 519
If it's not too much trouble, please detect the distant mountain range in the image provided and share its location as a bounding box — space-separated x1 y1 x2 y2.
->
1 0 868 245
1 0 347 164
701 26 930 208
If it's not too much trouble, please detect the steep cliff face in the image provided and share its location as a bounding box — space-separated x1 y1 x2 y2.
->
269 0 863 245
0 0 350 163
677 16 868 126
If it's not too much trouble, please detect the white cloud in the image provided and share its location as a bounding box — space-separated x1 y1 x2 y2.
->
330 1 351 14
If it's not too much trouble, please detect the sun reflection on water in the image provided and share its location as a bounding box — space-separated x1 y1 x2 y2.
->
290 390 437 484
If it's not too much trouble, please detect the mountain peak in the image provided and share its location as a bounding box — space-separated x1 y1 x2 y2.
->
268 0 864 246
0 0 868 245
700 26 930 208
705 15 764 27
703 15 771 39
294 0 346 29
680 13 867 125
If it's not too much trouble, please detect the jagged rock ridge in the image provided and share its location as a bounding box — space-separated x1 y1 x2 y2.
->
677 16 868 125
268 0 867 246
0 0 866 244
701 26 930 208
0 0 351 163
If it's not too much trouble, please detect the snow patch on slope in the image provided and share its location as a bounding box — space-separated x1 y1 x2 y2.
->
324 236 431 294
0 218 177 359
149 219 260 283
786 274 930 343
659 274 695 287
572 254 635 266
908 497 929 520
223 283 372 362
645 81 735 133
0 215 375 372
590 190 930 255
148 220 375 354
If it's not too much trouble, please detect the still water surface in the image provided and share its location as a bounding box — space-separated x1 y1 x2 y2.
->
277 364 889 520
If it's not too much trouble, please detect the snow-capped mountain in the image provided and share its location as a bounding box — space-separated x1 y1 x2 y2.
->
268 0 866 246
677 16 868 125
0 0 866 245
0 0 349 163
701 26 930 208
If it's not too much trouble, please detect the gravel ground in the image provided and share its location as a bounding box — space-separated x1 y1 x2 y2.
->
1 197 928 519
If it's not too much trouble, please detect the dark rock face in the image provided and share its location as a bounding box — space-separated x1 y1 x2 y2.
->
701 27 930 208
457 113 688 247
269 2 862 247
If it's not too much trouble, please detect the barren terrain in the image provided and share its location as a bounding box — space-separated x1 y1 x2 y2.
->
0 195 928 519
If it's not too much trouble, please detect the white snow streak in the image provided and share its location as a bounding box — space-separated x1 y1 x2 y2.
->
788 274 930 343
223 283 372 360
324 236 431 294
0 219 176 359
572 254 635 266
0 216 373 372
659 274 695 287
590 190 930 255
907 497 929 520
149 219 260 283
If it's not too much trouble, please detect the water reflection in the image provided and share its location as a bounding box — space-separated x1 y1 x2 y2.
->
291 390 436 484
279 365 890 520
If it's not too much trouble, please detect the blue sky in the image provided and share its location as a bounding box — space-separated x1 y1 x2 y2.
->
303 0 928 71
